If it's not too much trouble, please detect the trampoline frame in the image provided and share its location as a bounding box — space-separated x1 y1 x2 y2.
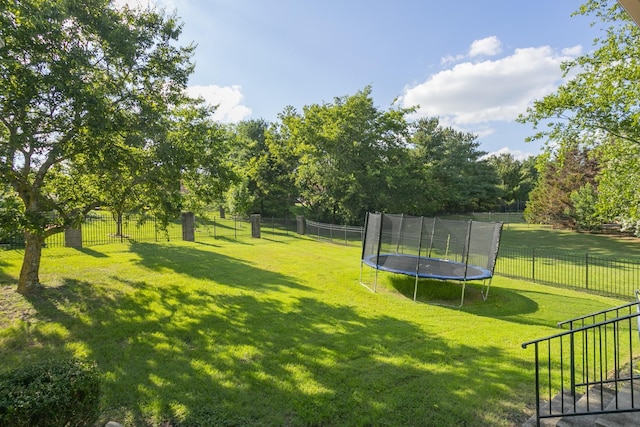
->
359 213 503 307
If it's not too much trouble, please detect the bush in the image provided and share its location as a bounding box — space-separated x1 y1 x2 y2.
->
0 358 101 427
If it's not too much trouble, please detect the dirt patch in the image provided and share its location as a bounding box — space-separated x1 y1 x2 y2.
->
0 285 36 328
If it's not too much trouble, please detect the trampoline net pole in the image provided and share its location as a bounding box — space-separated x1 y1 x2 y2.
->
413 216 427 302
462 220 473 279
373 213 385 293
428 218 437 258
445 234 450 259
360 212 370 262
395 213 405 255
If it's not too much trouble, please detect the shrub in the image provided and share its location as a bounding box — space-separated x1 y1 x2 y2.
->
0 358 101 427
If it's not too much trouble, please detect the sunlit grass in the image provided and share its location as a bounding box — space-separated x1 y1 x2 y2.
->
0 233 632 426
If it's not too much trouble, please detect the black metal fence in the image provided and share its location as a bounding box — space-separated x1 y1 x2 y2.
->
6 213 640 300
305 220 364 246
194 216 296 239
33 214 295 247
496 247 640 299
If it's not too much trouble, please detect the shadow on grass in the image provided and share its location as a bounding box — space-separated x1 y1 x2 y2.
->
384 274 592 331
3 244 536 426
128 241 309 292
388 274 538 311
209 236 252 245
74 247 110 258
0 257 19 285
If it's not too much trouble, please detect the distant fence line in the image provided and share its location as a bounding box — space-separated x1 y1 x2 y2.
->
29 213 295 248
495 247 640 300
305 220 364 246
4 212 639 300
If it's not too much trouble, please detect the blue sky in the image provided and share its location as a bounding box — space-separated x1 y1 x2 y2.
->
116 0 605 159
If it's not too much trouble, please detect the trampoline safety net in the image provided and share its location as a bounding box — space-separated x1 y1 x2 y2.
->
360 212 503 306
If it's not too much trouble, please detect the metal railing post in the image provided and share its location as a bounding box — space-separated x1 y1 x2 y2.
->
586 253 589 290
532 248 536 283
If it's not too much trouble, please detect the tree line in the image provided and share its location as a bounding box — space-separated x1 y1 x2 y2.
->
221 91 536 225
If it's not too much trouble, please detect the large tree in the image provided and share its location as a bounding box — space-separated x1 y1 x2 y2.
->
279 87 410 224
524 147 599 226
486 153 538 212
519 0 640 147
408 118 501 214
0 0 197 294
224 119 297 217
518 0 640 227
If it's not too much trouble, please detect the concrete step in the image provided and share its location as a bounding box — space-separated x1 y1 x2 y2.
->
556 385 616 427
523 382 640 427
523 390 579 427
595 381 640 427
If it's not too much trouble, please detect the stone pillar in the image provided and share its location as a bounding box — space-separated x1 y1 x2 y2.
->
181 212 195 242
250 214 261 238
65 227 82 248
219 206 226 219
296 215 306 235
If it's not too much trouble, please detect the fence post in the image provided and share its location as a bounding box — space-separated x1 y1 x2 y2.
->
64 227 82 248
181 212 195 242
585 253 589 290
251 214 261 238
532 248 536 283
296 215 306 235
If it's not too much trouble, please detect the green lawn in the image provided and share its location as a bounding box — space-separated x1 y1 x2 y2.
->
0 232 633 426
500 223 640 257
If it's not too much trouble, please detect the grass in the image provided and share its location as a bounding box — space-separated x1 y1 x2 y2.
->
500 223 640 257
0 231 633 426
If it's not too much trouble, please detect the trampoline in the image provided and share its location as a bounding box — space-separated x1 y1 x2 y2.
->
360 213 503 307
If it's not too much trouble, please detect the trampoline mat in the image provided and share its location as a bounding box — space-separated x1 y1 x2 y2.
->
363 253 492 281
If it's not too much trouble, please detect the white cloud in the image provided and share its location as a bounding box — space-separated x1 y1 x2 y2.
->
441 54 465 65
483 147 536 161
186 84 252 123
399 40 581 133
469 36 502 57
562 45 583 56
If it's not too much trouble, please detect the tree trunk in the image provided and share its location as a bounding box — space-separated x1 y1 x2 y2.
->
116 211 123 241
17 231 45 294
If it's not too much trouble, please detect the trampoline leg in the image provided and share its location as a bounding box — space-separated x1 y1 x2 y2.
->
358 263 377 293
458 281 466 308
374 269 378 293
481 278 492 301
413 276 419 302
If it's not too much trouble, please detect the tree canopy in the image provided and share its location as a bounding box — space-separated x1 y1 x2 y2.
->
518 0 640 231
0 0 230 293
223 89 511 224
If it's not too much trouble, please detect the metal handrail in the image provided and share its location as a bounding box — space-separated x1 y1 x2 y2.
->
522 303 640 427
557 298 640 328
522 311 640 350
